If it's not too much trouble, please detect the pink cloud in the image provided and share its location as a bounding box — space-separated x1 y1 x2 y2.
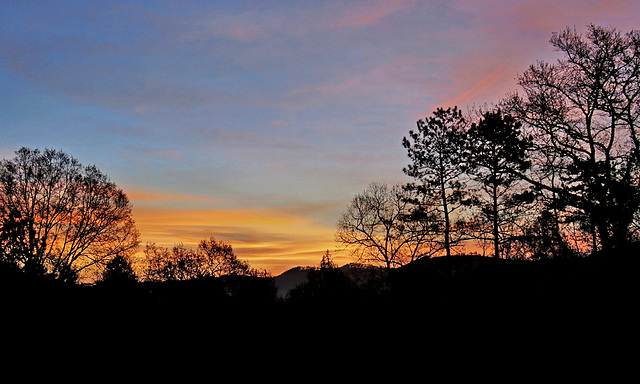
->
435 0 640 114
182 0 416 43
443 61 513 109
182 9 283 42
328 0 413 29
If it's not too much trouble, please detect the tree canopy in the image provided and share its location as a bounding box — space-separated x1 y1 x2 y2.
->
142 237 269 282
503 24 640 252
0 147 139 282
403 107 469 257
464 110 533 258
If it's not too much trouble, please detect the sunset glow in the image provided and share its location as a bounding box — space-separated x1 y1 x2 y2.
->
2 1 639 275
128 187 343 274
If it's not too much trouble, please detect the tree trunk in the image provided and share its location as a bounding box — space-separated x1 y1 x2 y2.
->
493 183 500 259
441 181 451 258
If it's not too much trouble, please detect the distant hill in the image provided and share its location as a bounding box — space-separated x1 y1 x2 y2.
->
274 267 313 299
272 256 504 299
273 263 380 299
275 249 639 302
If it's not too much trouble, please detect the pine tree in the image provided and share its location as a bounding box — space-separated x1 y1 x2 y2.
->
403 106 468 257
320 249 336 270
101 254 137 285
464 110 533 258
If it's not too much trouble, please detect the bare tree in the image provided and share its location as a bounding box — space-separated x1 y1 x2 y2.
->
197 237 255 277
336 183 439 272
0 147 139 282
503 25 640 252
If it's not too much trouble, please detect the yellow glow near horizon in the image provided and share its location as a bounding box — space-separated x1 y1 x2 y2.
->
130 196 346 275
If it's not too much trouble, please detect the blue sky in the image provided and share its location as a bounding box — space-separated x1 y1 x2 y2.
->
2 0 639 273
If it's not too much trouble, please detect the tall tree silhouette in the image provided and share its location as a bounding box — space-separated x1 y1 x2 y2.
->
503 25 640 252
403 107 468 257
0 147 139 282
465 110 533 258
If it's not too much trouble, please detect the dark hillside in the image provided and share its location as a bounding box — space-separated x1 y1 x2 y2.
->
274 267 313 299
2 246 637 335
274 263 381 299
390 247 639 325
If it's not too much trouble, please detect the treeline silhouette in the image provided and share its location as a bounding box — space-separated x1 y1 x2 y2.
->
1 25 639 341
2 243 637 331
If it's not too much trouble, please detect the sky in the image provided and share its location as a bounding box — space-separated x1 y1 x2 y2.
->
1 0 639 275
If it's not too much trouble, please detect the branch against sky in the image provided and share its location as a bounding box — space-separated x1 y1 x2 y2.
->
336 182 440 271
502 25 640 252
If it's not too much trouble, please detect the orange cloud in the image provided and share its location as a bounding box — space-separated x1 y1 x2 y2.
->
127 188 215 204
132 203 342 275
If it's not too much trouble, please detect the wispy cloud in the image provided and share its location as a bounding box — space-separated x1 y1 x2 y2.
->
443 62 513 108
326 0 413 29
181 0 414 42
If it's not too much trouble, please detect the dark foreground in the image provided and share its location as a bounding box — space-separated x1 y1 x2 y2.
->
2 248 638 365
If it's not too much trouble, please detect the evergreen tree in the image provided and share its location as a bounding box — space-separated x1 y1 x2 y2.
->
403 107 468 257
464 110 533 258
320 249 336 270
100 254 137 286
